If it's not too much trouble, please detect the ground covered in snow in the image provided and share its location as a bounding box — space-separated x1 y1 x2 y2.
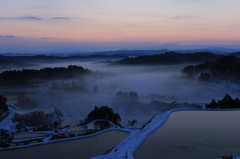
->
2 108 240 159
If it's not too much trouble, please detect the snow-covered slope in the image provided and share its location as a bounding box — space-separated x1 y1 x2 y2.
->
1 107 240 159
92 108 240 159
0 107 16 130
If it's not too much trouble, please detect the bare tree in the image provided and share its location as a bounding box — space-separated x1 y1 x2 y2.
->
128 119 138 128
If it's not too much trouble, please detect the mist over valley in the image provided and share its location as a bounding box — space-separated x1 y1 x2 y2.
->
1 51 240 159
1 52 240 127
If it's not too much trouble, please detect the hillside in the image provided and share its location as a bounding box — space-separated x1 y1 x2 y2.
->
115 52 222 65
0 57 33 68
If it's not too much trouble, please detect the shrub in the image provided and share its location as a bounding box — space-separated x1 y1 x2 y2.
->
198 72 211 83
68 133 76 138
128 119 137 128
51 133 67 140
86 106 121 126
221 155 233 159
206 94 240 109
0 129 14 148
0 95 9 114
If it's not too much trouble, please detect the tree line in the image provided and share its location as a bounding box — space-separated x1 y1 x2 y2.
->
116 52 221 65
206 94 240 109
182 55 240 82
0 65 91 86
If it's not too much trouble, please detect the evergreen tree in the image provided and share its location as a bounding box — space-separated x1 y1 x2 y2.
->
198 72 211 82
206 94 240 109
0 95 8 112
0 129 14 148
86 106 121 126
53 121 60 132
93 85 99 93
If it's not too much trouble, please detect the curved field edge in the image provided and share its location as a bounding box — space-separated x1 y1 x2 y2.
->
0 119 133 151
92 108 240 159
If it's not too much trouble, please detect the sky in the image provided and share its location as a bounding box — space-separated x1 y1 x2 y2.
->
0 0 240 53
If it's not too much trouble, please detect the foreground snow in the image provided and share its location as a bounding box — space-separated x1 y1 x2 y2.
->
0 118 133 151
0 107 15 130
92 108 240 159
91 109 177 159
1 108 240 159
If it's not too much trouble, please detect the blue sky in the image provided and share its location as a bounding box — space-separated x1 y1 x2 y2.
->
0 0 240 53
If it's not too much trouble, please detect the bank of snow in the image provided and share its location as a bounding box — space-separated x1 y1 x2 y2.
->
92 108 177 159
0 118 133 151
0 107 16 130
2 107 240 159
92 108 240 159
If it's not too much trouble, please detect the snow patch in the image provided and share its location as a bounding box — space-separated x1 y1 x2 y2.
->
0 107 16 131
92 108 240 159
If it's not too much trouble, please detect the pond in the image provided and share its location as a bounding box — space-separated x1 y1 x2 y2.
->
134 110 240 159
0 130 129 159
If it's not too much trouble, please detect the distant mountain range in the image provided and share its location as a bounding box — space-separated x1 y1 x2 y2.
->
1 49 240 69
92 48 240 56
1 47 240 57
230 51 240 57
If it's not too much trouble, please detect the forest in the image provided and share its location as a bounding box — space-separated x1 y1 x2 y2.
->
115 52 222 65
0 65 91 86
0 51 240 129
182 55 240 83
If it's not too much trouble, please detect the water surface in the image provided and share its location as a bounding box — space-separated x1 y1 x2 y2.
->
0 130 129 159
135 110 240 159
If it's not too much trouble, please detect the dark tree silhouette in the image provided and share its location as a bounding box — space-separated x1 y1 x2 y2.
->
0 65 91 86
211 55 239 76
53 121 60 132
0 95 8 112
128 119 138 128
187 72 193 79
182 61 213 74
206 94 240 109
0 129 14 148
198 72 211 83
86 106 121 126
71 81 78 88
221 155 233 159
117 52 221 65
15 93 38 108
93 85 99 93
182 55 240 83
116 91 139 102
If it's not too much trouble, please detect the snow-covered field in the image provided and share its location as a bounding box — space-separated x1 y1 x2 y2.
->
1 108 240 159
1 62 240 158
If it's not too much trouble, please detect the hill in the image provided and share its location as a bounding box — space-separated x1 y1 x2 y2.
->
115 52 222 65
0 57 33 68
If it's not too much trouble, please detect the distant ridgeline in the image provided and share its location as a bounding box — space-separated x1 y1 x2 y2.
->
0 65 91 86
0 54 127 65
182 55 240 82
0 57 34 68
115 52 222 65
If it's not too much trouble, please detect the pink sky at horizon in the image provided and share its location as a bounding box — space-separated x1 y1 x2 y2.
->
0 0 240 53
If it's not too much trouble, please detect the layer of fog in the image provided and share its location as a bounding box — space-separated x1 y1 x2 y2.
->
3 61 240 126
